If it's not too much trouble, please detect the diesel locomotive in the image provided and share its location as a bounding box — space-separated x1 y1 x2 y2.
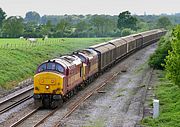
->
33 29 166 108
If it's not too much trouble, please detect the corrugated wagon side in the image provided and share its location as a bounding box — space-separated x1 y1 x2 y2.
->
109 38 127 60
90 42 116 72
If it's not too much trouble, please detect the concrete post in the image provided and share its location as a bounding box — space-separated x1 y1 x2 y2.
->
153 99 159 119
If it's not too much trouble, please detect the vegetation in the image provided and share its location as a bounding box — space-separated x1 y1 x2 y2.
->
0 8 177 38
2 16 24 37
24 11 40 24
0 8 6 28
149 25 180 86
142 71 180 127
156 16 172 30
165 25 180 87
121 28 135 36
117 11 138 31
148 32 172 69
144 25 180 127
0 38 111 89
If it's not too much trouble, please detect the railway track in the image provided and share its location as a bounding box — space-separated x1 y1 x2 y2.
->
0 85 33 115
7 69 122 127
4 45 157 127
53 69 155 127
9 107 59 127
53 69 123 127
2 50 155 127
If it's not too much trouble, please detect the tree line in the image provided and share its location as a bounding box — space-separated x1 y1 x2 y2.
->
0 8 177 38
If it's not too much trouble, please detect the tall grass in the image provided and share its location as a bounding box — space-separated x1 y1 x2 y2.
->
141 71 180 127
0 38 112 89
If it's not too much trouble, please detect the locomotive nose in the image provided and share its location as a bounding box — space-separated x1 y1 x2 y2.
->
34 72 64 94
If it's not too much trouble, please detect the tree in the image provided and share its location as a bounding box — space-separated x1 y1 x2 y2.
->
23 22 41 38
90 15 117 37
24 11 40 24
0 8 6 28
2 16 24 37
156 16 172 29
40 20 54 37
136 19 149 32
165 25 180 87
75 21 89 37
56 19 71 37
91 15 105 36
117 11 138 31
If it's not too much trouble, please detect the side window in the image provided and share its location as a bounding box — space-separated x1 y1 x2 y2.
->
78 55 86 63
56 64 64 74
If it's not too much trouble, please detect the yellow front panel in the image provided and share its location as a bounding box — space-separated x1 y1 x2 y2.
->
34 72 64 94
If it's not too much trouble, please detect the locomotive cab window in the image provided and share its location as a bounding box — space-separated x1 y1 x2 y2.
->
37 62 65 74
78 55 86 63
56 64 65 74
38 64 46 72
47 63 55 70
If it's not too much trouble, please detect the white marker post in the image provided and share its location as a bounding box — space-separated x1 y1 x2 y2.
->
153 99 159 119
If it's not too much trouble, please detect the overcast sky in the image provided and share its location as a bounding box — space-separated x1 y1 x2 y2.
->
0 0 179 17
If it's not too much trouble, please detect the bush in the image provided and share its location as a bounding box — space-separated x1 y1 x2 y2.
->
165 25 180 87
148 32 172 69
121 28 135 36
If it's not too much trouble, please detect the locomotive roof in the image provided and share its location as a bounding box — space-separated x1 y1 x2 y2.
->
78 48 98 59
43 55 82 69
60 55 82 66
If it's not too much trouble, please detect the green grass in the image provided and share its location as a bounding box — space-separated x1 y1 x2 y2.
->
0 38 112 89
141 71 180 127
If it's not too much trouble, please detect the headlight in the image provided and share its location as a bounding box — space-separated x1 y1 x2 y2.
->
46 85 49 89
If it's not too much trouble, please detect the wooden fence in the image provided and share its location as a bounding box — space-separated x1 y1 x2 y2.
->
0 39 64 50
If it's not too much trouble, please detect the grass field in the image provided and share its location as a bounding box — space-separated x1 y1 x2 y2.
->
0 38 112 89
141 71 180 127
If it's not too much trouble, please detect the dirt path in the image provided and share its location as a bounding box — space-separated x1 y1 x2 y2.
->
60 44 157 127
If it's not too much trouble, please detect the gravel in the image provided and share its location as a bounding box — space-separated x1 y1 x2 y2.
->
41 44 157 127
0 44 157 127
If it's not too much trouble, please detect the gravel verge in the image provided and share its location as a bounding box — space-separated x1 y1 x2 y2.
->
39 43 157 127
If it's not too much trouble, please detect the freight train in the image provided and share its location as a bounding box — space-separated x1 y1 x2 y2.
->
33 29 166 108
